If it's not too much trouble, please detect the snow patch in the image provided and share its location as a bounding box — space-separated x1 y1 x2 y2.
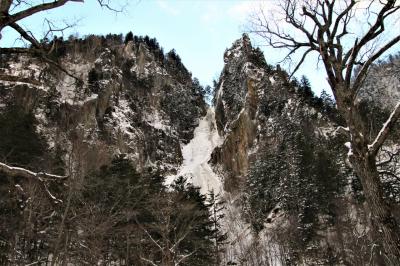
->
145 110 170 132
165 108 223 194
269 76 276 84
215 80 225 108
112 98 135 139
242 62 265 81
225 40 244 60
345 142 353 156
63 94 98 106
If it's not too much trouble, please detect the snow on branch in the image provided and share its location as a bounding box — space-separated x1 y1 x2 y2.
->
0 162 67 181
140 257 158 266
0 74 43 86
333 126 350 137
0 162 67 204
368 102 400 156
175 251 196 266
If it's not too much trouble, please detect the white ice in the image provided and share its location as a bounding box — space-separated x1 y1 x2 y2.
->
166 107 223 195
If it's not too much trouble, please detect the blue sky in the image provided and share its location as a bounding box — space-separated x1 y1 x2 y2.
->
3 0 398 96
3 0 266 88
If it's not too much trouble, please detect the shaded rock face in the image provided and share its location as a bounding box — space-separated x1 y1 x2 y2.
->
212 35 339 186
358 55 400 110
0 36 206 176
212 37 399 266
1 34 399 265
211 35 376 265
212 35 327 193
212 35 267 191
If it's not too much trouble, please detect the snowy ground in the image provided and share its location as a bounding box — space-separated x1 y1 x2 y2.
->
166 107 223 195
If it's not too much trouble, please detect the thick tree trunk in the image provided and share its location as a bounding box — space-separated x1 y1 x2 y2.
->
352 153 400 265
335 83 400 264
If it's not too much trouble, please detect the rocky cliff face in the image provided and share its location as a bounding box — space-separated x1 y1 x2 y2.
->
1 34 399 265
210 35 387 265
212 35 260 191
212 35 335 192
358 54 400 110
0 36 206 177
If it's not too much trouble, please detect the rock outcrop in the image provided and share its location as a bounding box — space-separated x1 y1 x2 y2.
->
1 33 399 266
0 35 206 177
211 34 373 265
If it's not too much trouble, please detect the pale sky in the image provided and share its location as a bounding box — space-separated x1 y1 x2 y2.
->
1 0 399 97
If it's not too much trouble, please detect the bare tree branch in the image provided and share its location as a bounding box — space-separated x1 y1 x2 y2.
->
1 0 128 85
378 170 400 181
0 162 68 181
96 0 126 13
289 47 313 78
377 148 400 166
0 162 67 204
0 73 43 85
135 216 163 252
248 0 400 261
9 22 41 48
343 1 399 86
3 0 83 29
42 18 79 41
175 251 196 266
369 102 400 156
140 257 158 266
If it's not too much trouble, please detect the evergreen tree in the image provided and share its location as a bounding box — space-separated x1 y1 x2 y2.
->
0 106 47 168
192 77 202 95
167 176 216 266
87 68 100 94
299 75 313 99
249 47 269 70
65 160 219 265
320 89 335 113
203 85 213 103
124 31 134 44
207 191 227 264
244 144 290 232
290 76 300 88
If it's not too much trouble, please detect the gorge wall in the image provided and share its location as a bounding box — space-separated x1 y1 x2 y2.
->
1 33 399 265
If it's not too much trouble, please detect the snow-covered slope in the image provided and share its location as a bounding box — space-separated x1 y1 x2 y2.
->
0 36 206 177
2 33 400 266
211 34 369 265
166 107 223 194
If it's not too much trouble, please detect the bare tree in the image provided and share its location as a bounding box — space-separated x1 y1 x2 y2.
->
0 0 124 43
138 192 200 266
0 0 125 75
248 0 400 264
0 0 125 184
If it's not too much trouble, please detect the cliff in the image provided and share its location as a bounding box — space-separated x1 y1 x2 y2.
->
1 33 399 265
0 35 206 178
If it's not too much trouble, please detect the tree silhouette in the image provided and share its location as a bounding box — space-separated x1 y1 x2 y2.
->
249 0 400 263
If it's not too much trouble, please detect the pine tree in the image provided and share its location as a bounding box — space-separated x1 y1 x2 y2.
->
0 106 47 167
87 68 100 94
244 145 290 232
249 47 269 70
299 75 313 99
207 191 227 264
167 177 216 265
320 89 335 113
124 31 134 44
